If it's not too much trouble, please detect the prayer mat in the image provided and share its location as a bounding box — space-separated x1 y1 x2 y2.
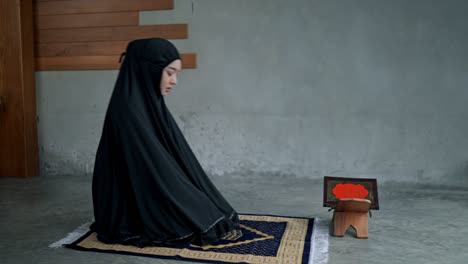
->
61 214 327 264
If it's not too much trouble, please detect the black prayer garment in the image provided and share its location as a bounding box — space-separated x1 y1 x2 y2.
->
90 38 239 247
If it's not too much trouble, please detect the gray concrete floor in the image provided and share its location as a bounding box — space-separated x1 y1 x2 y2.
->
1 174 467 264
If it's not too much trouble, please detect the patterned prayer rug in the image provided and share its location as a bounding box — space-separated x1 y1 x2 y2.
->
60 214 327 264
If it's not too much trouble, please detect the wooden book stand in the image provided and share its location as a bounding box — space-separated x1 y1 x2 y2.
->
333 198 371 238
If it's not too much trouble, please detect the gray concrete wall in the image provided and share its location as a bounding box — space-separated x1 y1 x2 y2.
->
36 0 468 186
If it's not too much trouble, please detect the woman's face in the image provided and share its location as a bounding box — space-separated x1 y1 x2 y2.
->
160 59 182 96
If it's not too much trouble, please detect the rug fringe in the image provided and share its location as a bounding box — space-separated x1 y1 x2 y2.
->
310 218 329 264
49 221 92 248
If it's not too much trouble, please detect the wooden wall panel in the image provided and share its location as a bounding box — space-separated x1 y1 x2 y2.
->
35 12 138 29
21 0 39 177
0 0 25 177
35 0 174 15
179 53 197 69
0 0 39 177
37 42 197 59
36 24 188 43
33 0 197 71
36 53 197 70
36 41 130 57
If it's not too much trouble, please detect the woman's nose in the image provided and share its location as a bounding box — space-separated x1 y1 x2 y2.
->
171 76 177 85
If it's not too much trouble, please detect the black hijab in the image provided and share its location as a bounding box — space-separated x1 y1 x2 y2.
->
91 38 239 247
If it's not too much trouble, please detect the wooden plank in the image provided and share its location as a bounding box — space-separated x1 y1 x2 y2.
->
36 53 197 70
36 41 130 57
35 0 174 15
35 12 138 30
180 53 197 69
0 0 39 177
36 41 195 58
21 0 40 177
0 0 25 177
36 24 188 43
